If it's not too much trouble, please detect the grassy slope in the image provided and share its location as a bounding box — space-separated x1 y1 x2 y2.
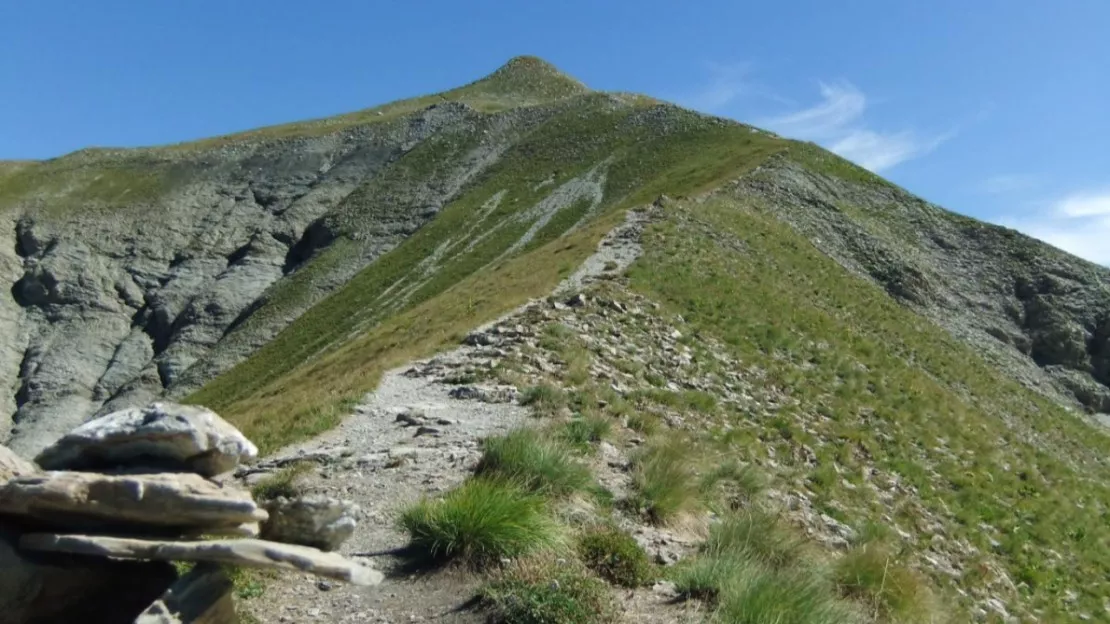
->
187 99 784 452
628 194 1110 620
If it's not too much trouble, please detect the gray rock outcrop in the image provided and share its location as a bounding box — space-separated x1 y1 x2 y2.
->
34 401 257 477
259 495 359 551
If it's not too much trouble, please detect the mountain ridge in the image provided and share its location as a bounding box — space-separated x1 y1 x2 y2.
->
2 56 1110 621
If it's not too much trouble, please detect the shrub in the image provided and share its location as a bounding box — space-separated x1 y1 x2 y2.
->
833 545 936 622
628 439 701 523
577 527 655 587
559 416 611 452
482 556 614 624
476 428 593 497
398 479 562 565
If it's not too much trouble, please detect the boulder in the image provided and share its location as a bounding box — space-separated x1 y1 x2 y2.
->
260 495 358 551
21 533 384 586
0 522 176 624
134 563 237 624
0 444 37 482
34 402 257 477
0 471 266 533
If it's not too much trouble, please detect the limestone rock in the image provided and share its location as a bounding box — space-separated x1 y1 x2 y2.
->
35 402 257 477
135 563 237 624
0 471 267 532
0 522 176 624
21 533 384 586
0 444 36 482
260 495 359 551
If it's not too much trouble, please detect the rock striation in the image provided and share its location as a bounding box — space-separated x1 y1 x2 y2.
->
0 401 377 623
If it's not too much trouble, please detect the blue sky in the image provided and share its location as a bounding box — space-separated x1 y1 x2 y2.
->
2 1 1107 264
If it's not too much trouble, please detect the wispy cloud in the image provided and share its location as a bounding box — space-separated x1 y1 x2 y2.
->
757 82 953 172
979 174 1040 195
999 189 1110 265
672 62 793 114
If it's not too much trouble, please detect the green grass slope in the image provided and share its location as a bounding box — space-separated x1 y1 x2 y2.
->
187 96 785 451
627 195 1110 620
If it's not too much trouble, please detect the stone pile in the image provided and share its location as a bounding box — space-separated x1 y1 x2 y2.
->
0 402 381 624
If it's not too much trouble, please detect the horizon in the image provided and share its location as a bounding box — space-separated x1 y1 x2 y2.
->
2 1 1107 264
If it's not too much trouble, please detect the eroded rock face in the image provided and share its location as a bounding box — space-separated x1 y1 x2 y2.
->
0 471 266 532
260 495 359 552
34 402 257 477
21 533 383 586
0 522 176 624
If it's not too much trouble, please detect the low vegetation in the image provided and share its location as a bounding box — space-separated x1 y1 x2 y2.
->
481 556 614 624
627 438 704 523
475 428 593 497
576 526 655 588
398 479 563 565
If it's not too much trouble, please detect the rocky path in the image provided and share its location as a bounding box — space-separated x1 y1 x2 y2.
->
239 351 527 623
237 205 690 623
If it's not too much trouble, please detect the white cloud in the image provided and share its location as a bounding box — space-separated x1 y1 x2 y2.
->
1054 190 1110 218
998 190 1110 265
760 82 865 139
980 174 1039 194
757 81 952 173
672 62 794 115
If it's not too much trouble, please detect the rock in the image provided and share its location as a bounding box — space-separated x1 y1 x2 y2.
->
567 293 588 307
0 444 37 481
0 522 176 624
0 471 267 532
21 533 384 586
394 409 426 427
134 563 236 624
35 402 257 477
260 495 359 552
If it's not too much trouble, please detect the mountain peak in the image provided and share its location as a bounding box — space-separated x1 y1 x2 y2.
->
449 55 589 103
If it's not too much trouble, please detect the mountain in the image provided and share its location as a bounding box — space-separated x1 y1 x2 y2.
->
2 56 1109 621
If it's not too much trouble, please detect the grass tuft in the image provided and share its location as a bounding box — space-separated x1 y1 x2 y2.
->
833 544 937 623
577 526 655 588
398 479 563 565
476 428 593 497
250 461 313 501
713 565 863 624
559 416 612 452
627 438 702 523
703 510 809 570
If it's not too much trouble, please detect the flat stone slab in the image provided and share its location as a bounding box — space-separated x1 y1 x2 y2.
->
35 402 257 477
21 533 384 586
0 471 267 532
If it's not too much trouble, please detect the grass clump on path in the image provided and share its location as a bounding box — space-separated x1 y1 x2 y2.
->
398 479 563 566
475 428 593 497
577 526 655 588
482 555 614 624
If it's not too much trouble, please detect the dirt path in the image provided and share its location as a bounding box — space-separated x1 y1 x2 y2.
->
239 207 660 623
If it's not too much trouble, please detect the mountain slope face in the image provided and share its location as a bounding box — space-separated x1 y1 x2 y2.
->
2 57 1110 620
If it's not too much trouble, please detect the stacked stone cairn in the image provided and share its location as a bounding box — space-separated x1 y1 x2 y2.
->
0 402 380 623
